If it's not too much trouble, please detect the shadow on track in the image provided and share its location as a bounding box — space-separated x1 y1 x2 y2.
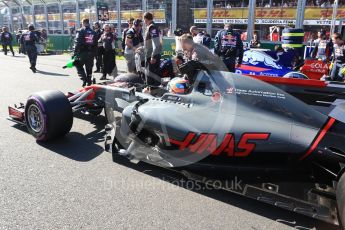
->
36 69 69 77
12 55 26 58
37 112 107 161
37 131 104 162
74 112 107 143
10 111 107 162
111 156 341 230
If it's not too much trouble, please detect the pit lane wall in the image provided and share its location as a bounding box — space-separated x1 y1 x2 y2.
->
42 35 280 55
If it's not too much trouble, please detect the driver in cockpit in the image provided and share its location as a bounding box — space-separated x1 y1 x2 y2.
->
141 55 188 95
142 76 190 95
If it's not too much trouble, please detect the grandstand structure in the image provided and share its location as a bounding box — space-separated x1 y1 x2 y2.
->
0 0 343 42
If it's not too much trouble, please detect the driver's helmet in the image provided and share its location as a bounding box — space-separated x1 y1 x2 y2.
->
168 77 190 94
283 72 309 79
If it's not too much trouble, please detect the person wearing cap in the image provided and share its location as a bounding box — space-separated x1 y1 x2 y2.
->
1 26 14 56
143 12 162 86
312 29 333 61
122 18 135 52
73 18 98 86
21 24 39 72
93 22 104 73
190 26 200 37
214 23 243 72
124 19 143 73
190 26 211 49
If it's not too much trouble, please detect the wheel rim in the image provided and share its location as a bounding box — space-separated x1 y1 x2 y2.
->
27 104 44 133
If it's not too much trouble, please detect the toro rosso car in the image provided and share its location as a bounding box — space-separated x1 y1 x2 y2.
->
6 61 345 227
236 49 330 80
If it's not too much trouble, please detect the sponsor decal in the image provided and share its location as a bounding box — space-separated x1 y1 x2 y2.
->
302 60 330 74
242 50 282 70
195 18 299 25
169 132 270 157
193 8 345 25
193 7 345 20
24 34 30 41
97 3 109 21
34 10 166 23
85 34 94 44
303 19 344 25
225 87 286 99
238 64 271 72
310 62 329 69
63 13 77 21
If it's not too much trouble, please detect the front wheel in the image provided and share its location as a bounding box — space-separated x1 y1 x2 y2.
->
25 90 73 141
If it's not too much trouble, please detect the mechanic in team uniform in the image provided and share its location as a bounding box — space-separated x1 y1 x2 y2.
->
21 25 39 73
93 22 103 73
124 19 143 73
329 33 345 81
214 23 244 72
122 18 134 53
312 29 333 61
99 24 116 80
143 12 162 86
1 26 14 56
73 18 98 86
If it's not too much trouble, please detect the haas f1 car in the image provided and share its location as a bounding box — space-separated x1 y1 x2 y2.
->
7 61 345 227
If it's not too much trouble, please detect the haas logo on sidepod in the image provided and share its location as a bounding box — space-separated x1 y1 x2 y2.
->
243 50 282 70
169 132 270 157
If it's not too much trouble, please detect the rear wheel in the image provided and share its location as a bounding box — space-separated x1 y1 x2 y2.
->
25 90 73 141
336 173 345 228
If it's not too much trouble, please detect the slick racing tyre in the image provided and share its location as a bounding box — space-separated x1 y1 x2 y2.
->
25 90 73 141
336 172 345 228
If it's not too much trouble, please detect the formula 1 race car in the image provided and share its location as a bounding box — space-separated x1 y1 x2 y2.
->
6 61 345 228
236 49 330 80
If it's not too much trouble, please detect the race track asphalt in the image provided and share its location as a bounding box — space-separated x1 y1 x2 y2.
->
0 53 341 230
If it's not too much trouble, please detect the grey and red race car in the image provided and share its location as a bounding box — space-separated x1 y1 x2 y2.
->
7 61 345 228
